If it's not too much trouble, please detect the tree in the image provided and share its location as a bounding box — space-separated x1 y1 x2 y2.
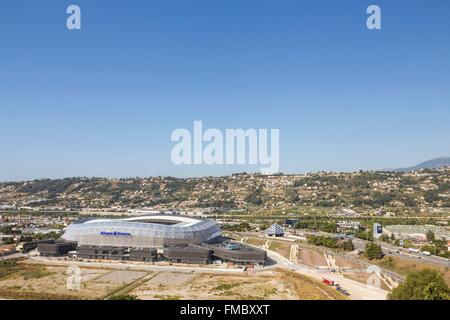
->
364 242 384 260
389 269 449 300
390 233 396 241
355 230 374 242
284 187 299 203
245 187 263 205
424 190 439 204
1 238 15 244
341 240 355 251
403 195 416 207
423 282 449 300
379 234 390 243
426 230 435 242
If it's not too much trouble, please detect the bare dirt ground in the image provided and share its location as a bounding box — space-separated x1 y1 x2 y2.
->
276 269 345 300
334 256 359 269
299 248 328 268
96 270 147 284
131 269 345 300
331 256 391 291
0 244 16 254
245 238 266 247
246 237 292 259
0 262 119 299
268 241 291 259
0 259 346 300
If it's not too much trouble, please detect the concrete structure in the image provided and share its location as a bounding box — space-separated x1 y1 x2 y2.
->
76 245 157 262
21 239 57 253
37 241 77 257
205 242 267 265
164 245 212 264
77 245 129 261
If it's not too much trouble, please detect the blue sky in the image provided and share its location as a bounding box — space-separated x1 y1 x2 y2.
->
1 0 449 181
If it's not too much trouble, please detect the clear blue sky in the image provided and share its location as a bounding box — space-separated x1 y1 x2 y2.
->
1 0 449 181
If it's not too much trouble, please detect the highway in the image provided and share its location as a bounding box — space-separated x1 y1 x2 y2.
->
351 238 450 267
298 230 450 268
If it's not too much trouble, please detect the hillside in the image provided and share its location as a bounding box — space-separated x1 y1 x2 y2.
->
393 157 450 172
1 168 450 212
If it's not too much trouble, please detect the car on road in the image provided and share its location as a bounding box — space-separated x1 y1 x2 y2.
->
336 286 350 296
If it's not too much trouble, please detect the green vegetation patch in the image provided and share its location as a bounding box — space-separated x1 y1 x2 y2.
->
389 268 449 300
212 282 242 291
153 294 181 300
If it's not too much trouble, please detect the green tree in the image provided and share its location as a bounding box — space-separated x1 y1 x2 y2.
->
389 269 449 300
424 190 439 204
426 230 435 242
341 240 355 251
364 242 384 260
284 187 299 203
245 187 263 205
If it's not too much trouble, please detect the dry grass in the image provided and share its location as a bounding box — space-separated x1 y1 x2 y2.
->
131 271 295 300
299 248 328 267
373 255 450 286
268 241 291 259
0 260 130 300
131 269 346 300
0 259 350 300
275 269 347 300
245 238 266 247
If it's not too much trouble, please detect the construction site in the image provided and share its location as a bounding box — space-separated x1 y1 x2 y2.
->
0 258 347 300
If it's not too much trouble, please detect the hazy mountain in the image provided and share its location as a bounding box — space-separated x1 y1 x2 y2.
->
393 157 450 172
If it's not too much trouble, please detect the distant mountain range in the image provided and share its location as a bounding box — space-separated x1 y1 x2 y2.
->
390 157 450 172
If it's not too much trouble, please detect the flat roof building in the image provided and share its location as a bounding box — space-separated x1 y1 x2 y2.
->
37 241 77 257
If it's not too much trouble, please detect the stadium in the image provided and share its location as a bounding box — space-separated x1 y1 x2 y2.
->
45 214 268 265
61 215 221 248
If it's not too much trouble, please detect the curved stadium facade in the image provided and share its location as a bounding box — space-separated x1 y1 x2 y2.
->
62 215 221 248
